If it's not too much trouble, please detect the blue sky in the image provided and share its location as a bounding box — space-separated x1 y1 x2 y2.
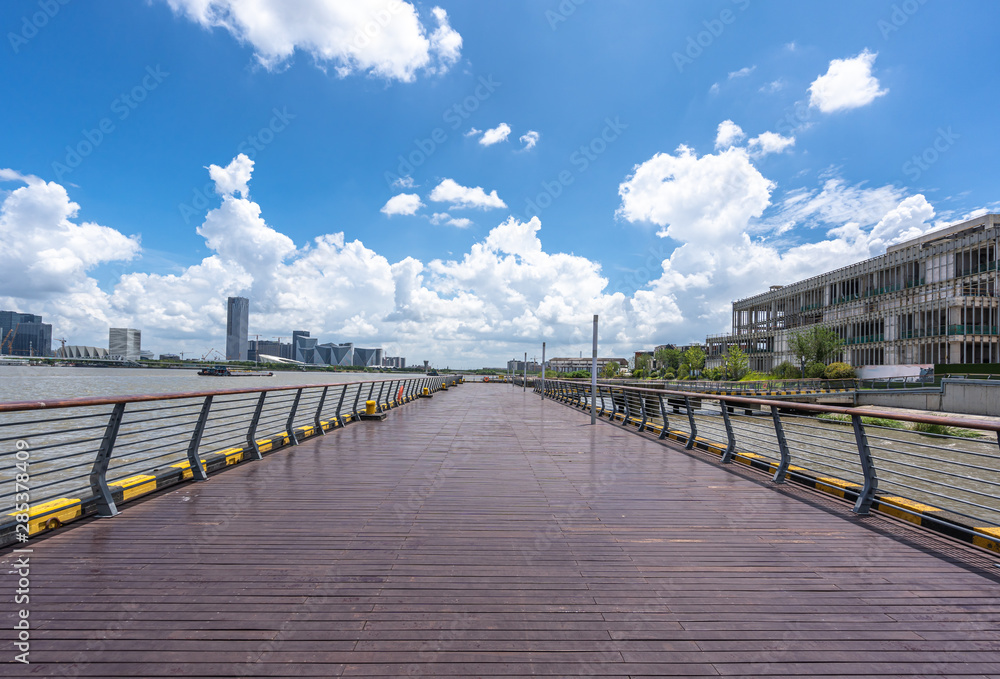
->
1 0 998 367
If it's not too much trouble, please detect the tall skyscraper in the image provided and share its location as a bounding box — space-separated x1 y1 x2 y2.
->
109 328 141 361
226 297 249 361
0 310 53 357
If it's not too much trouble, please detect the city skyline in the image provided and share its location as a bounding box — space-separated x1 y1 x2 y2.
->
1 2 998 367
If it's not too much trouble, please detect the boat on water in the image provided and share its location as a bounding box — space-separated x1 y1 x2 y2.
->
198 365 273 377
426 370 439 376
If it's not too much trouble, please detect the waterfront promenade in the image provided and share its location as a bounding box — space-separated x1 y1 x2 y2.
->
3 384 1000 676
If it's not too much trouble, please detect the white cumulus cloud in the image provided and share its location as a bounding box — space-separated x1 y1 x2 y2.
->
715 120 745 149
164 0 462 81
519 130 540 150
208 153 254 198
381 193 424 216
479 123 511 146
429 179 506 210
618 145 774 244
430 212 472 228
617 139 944 341
748 131 796 157
809 49 888 113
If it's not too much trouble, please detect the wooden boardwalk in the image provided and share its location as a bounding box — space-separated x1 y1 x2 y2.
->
3 384 1000 677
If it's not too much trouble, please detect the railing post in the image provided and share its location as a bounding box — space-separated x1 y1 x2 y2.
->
638 393 648 432
720 399 736 463
683 396 697 449
334 385 348 428
246 392 267 460
285 388 303 445
186 396 213 482
770 405 790 483
852 414 878 515
314 386 329 435
375 381 386 412
620 389 631 426
89 402 126 517
657 394 669 440
352 384 363 418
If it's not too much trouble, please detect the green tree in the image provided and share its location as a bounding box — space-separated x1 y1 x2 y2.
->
634 353 652 374
722 346 749 381
601 360 620 378
655 347 682 371
789 326 844 375
684 346 706 374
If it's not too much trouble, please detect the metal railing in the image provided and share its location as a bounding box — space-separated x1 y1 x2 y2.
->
0 376 455 546
535 378 1000 552
600 377 857 394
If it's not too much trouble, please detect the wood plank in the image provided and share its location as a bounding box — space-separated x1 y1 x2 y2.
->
1 385 999 677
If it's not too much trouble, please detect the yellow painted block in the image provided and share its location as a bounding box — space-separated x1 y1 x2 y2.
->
109 474 157 501
299 426 314 437
222 448 244 465
170 460 206 480
9 498 83 534
879 496 941 524
972 526 1000 553
816 476 861 498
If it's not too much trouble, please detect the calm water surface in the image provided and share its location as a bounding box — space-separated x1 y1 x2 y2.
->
0 365 405 403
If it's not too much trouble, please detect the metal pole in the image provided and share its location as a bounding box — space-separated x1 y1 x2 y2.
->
523 352 527 392
591 314 598 425
541 342 546 400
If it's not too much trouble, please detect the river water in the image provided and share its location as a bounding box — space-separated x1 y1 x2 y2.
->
0 364 404 403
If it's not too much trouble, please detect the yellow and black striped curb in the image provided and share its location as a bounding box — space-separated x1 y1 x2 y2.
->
702 389 853 397
1 386 451 546
549 396 1000 556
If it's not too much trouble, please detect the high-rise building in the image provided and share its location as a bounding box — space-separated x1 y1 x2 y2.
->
291 330 310 362
0 310 53 357
226 297 249 361
109 328 141 361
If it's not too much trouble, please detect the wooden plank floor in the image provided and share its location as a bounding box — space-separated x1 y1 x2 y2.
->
3 384 1000 677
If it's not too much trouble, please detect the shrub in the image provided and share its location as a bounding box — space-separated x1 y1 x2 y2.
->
773 361 799 379
805 361 827 379
740 371 772 381
824 362 856 379
701 367 722 380
663 368 676 380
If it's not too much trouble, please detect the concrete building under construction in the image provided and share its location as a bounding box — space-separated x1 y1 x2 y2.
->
706 213 1000 374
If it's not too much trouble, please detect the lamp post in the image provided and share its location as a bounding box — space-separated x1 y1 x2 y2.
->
591 315 598 425
540 342 545 401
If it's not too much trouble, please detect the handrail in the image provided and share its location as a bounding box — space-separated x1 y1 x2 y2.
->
531 376 1000 553
0 377 420 412
0 375 462 546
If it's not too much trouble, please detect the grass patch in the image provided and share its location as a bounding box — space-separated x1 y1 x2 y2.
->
816 413 982 438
